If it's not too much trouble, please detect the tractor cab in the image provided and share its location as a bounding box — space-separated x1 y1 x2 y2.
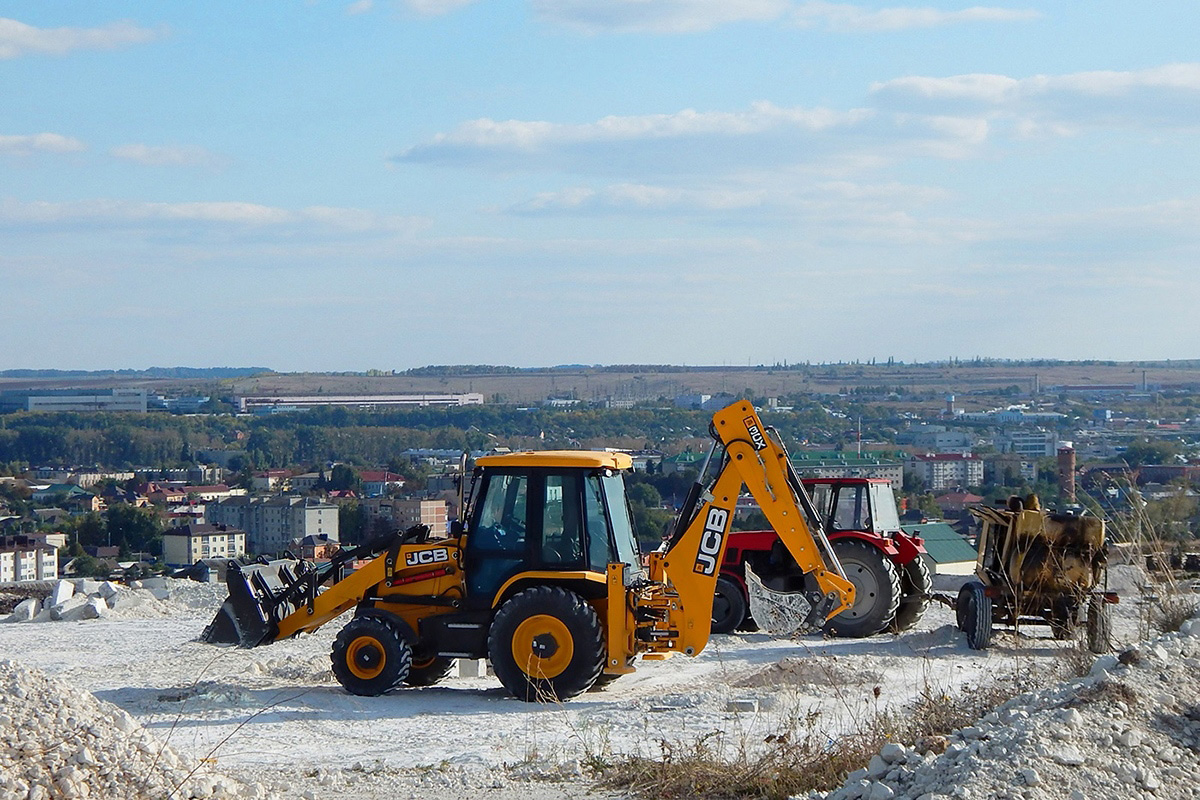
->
804 477 903 537
463 451 644 606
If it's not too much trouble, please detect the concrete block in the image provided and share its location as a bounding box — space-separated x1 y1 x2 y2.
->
49 580 75 607
98 582 121 600
138 577 168 590
72 579 103 596
50 594 90 621
458 659 486 678
6 598 39 622
725 698 758 713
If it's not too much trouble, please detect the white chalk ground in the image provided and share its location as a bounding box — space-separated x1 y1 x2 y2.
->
0 566 1176 799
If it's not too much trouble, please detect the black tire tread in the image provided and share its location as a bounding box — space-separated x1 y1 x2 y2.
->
711 576 749 635
487 585 605 702
330 615 413 696
825 538 902 638
890 556 932 633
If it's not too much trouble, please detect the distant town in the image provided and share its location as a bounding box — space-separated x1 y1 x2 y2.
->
1 360 1198 585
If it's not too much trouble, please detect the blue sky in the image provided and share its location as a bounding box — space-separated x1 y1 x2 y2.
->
2 2 1198 371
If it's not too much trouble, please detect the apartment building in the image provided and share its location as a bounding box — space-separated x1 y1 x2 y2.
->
907 453 984 491
161 524 247 568
0 535 59 583
207 496 338 555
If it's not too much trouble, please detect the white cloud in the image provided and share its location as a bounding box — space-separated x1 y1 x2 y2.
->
790 3 1039 32
110 143 227 168
510 183 768 214
533 1 1036 34
0 17 163 59
0 198 425 234
401 102 872 156
871 64 1200 129
0 133 86 156
532 0 789 34
345 0 374 14
400 0 480 17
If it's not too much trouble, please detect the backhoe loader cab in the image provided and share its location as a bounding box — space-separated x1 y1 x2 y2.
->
202 402 855 702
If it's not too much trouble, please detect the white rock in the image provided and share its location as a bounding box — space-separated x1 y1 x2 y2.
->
867 754 890 779
49 594 90 621
880 742 907 764
6 598 39 622
1061 708 1083 727
867 783 895 800
1020 767 1040 786
1118 728 1143 748
1050 747 1086 766
49 581 75 607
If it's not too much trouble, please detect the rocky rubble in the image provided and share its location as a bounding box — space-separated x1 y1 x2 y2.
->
813 610 1200 800
0 660 273 800
3 578 225 624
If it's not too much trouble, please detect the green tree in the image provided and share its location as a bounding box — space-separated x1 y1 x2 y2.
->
329 464 359 491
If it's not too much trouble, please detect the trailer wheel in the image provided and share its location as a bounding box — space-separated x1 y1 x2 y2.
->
331 615 413 696
405 655 456 687
890 556 933 633
1048 598 1078 640
1086 596 1112 654
712 576 749 635
825 538 902 638
488 586 605 702
959 582 992 650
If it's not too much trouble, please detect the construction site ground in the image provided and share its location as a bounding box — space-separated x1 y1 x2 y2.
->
0 567 1191 800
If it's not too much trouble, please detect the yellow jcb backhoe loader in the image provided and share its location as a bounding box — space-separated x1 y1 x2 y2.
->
201 401 855 701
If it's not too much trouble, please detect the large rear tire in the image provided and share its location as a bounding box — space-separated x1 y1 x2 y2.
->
890 556 932 633
711 576 749 635
488 586 605 702
331 615 413 696
959 581 992 650
824 538 902 638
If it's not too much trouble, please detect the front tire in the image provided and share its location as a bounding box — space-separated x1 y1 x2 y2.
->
331 615 413 696
890 556 932 633
824 538 901 638
711 576 748 635
488 586 605 702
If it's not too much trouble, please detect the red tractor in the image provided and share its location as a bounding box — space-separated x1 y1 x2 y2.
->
713 477 931 637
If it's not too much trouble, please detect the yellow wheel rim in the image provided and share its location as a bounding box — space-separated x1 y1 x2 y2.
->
346 636 386 680
511 615 574 679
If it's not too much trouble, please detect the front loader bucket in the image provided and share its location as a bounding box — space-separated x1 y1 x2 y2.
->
200 560 309 648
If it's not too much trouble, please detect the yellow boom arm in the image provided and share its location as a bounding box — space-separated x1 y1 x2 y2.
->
616 401 854 662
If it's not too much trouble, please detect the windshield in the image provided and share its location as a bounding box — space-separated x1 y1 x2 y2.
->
868 482 902 532
601 474 641 567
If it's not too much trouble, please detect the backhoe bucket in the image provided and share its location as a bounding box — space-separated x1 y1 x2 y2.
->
744 564 840 637
201 560 309 648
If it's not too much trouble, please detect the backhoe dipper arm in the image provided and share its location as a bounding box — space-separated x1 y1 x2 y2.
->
651 402 854 656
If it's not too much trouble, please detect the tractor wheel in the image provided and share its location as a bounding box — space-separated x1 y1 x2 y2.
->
824 538 902 638
488 586 605 702
890 556 933 633
405 655 456 687
331 615 413 696
1086 596 1112 654
959 582 992 650
711 576 749 635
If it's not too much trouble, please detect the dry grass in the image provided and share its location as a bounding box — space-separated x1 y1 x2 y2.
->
590 671 1036 800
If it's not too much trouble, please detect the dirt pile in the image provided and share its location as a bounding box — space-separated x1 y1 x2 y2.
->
0 660 274 800
814 611 1200 800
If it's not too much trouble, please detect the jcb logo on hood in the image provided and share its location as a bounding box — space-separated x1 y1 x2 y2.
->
404 547 449 567
693 507 730 575
744 417 767 450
